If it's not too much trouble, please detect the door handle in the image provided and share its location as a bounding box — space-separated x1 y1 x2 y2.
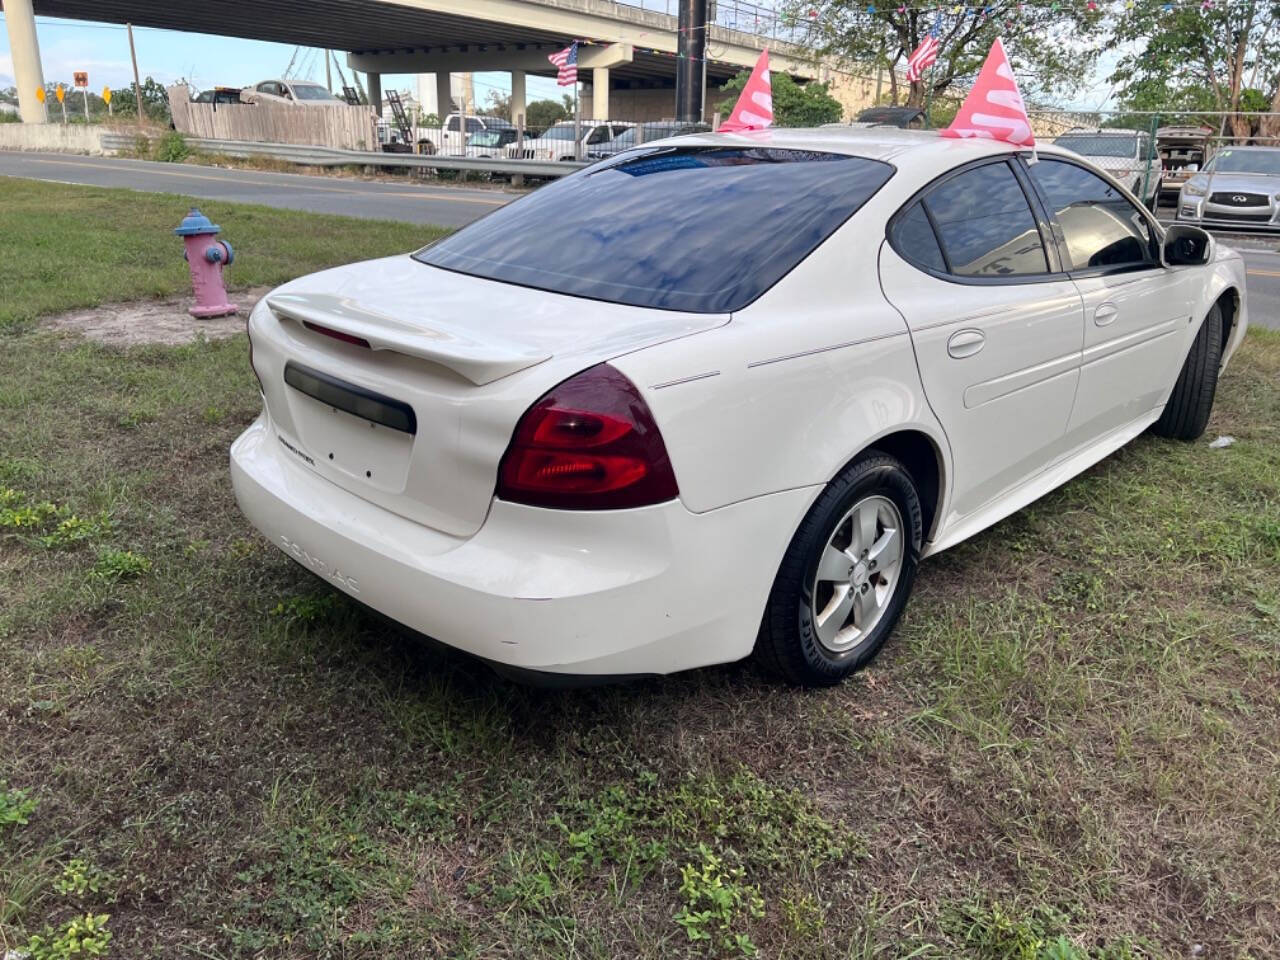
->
1094 302 1119 326
947 328 986 359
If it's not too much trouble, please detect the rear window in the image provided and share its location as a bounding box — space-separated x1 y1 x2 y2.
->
415 147 894 313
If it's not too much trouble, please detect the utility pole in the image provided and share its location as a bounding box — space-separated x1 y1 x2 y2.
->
127 22 144 130
325 50 333 93
675 0 708 122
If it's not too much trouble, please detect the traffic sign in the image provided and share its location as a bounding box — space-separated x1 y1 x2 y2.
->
55 84 65 103
102 86 112 104
35 87 45 103
74 72 88 89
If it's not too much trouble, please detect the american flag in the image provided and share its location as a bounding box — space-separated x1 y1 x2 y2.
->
905 19 942 83
548 41 579 86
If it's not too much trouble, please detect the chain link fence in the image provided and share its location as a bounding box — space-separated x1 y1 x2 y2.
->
1026 109 1280 229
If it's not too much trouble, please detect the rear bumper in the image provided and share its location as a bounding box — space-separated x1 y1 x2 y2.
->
230 414 815 676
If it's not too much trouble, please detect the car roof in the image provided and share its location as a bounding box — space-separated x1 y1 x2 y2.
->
660 126 1040 162
1212 144 1280 151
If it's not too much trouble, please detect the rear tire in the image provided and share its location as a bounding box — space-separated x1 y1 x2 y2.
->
756 452 923 687
1152 302 1223 441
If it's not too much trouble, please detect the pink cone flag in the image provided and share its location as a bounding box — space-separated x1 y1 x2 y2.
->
719 49 773 132
941 38 1034 148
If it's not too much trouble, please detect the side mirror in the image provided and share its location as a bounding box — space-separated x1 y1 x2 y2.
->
1162 224 1213 267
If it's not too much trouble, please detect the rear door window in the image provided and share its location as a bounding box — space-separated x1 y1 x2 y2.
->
416 147 894 313
923 162 1049 277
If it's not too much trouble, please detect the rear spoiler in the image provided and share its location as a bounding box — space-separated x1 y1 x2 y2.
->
266 292 550 386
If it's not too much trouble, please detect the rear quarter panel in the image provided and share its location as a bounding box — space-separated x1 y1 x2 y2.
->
611 212 949 516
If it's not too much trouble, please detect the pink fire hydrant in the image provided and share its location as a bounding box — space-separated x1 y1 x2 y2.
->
175 208 238 318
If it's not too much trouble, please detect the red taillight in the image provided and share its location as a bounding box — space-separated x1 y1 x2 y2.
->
497 364 679 510
303 320 371 349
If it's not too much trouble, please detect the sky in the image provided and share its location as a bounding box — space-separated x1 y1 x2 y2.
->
1 11 1127 112
0 14 567 108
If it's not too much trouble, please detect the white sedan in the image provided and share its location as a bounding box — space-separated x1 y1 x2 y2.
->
231 128 1247 686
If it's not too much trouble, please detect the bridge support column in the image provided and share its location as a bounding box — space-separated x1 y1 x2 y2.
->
5 0 48 123
437 72 453 118
510 69 526 125
676 0 708 122
366 72 382 115
591 68 609 120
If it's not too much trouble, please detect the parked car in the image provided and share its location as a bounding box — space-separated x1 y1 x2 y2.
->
1052 129 1164 209
586 121 711 159
850 106 926 129
241 79 346 107
465 126 520 158
506 121 633 161
193 87 246 106
1175 144 1280 231
1157 125 1214 201
417 114 510 155
231 128 1246 686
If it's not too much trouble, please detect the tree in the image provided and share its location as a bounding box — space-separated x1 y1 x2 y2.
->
485 90 512 120
717 71 843 125
787 1 1104 107
108 77 172 123
526 98 568 128
1111 0 1280 138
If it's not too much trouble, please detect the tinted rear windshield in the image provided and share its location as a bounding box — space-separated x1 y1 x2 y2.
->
414 146 894 313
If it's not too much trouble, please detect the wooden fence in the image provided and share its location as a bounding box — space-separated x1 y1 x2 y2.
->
167 86 377 151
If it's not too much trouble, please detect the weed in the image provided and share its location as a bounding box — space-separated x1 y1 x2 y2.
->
0 497 60 529
153 131 190 163
780 891 825 936
90 548 151 582
673 845 765 956
270 592 340 624
38 511 113 548
228 818 403 953
53 858 108 897
939 902 1143 960
0 783 38 828
24 914 112 960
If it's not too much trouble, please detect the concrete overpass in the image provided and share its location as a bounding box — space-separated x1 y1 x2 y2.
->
4 0 819 124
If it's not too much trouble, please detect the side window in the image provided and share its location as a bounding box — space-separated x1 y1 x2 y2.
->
1029 158 1154 271
466 117 483 133
446 115 460 131
923 162 1049 277
891 201 946 273
587 125 611 144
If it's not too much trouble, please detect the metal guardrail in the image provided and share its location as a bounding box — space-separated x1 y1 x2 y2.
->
99 132 589 178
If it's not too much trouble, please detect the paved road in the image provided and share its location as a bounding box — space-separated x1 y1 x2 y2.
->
2 151 1278 328
0 151 510 228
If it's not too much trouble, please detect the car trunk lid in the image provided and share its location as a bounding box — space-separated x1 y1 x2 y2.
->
250 255 727 537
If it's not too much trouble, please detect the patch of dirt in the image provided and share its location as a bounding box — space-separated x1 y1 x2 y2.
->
43 287 271 346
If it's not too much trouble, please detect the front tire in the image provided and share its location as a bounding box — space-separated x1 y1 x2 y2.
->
1152 302 1223 441
756 452 923 687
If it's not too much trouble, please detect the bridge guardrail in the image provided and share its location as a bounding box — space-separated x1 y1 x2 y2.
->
99 132 589 178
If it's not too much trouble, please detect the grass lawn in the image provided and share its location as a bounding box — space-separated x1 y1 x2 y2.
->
0 177 443 332
2 178 1279 959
